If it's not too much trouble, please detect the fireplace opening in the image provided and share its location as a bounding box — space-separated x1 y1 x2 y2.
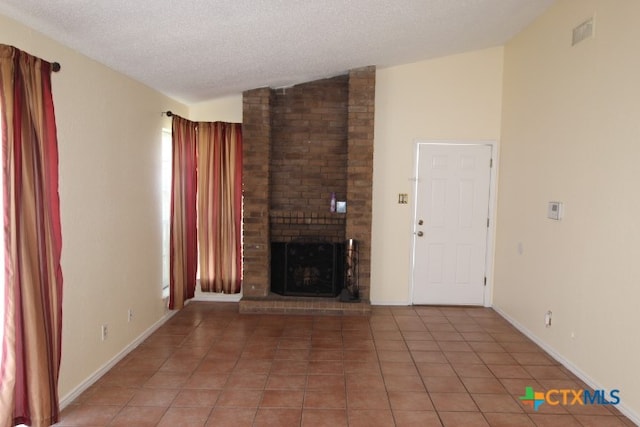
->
271 241 345 297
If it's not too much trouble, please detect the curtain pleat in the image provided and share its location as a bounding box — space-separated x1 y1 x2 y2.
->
197 122 243 294
0 45 63 427
168 116 198 309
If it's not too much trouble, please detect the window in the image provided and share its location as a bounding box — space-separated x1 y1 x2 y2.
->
161 128 171 297
0 105 4 359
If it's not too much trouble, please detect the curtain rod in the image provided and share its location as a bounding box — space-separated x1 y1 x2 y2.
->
52 62 61 72
164 111 173 117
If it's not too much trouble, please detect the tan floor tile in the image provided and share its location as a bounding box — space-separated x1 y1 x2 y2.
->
377 350 413 363
183 373 228 389
411 350 449 363
444 351 483 365
483 412 535 426
128 388 179 406
308 360 344 375
275 348 310 360
82 386 135 406
171 389 220 407
523 365 571 380
384 374 426 392
438 411 489 426
487 364 532 379
375 339 409 351
429 392 478 412
417 362 458 378
461 377 508 394
437 341 473 352
301 409 348 427
233 359 272 375
270 360 309 375
265 374 307 390
55 404 120 426
206 408 256 427
108 406 166 426
424 376 467 393
380 361 419 376
527 413 582 426
159 355 203 373
304 390 347 409
195 359 236 374
471 393 524 413
253 408 302 427
574 415 629 426
453 364 495 378
344 360 381 375
216 389 263 408
388 391 434 411
347 390 390 410
144 371 191 389
477 351 518 365
406 340 441 351
224 372 268 389
306 374 345 391
346 374 386 391
402 331 435 341
510 351 556 365
347 409 395 427
260 389 305 408
157 406 211 427
393 410 442 426
57 304 638 427
309 349 344 360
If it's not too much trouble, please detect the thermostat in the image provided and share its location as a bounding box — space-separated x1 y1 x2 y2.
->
547 201 563 220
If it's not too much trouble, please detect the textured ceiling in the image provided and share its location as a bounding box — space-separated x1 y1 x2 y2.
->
0 0 554 104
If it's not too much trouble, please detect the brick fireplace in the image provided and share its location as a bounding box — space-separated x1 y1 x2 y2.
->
240 66 374 314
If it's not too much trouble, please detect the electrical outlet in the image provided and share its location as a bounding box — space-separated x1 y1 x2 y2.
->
127 309 133 323
101 324 108 341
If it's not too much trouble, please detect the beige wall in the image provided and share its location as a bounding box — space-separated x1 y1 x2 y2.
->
495 0 640 419
0 14 187 399
188 95 243 123
372 47 504 304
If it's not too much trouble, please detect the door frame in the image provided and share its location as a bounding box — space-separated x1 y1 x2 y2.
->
409 140 499 307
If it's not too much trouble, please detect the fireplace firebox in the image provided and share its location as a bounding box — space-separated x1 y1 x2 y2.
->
271 242 345 297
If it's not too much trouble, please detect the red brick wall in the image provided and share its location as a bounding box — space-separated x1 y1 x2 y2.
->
242 88 272 298
346 67 376 301
270 75 348 213
242 67 375 300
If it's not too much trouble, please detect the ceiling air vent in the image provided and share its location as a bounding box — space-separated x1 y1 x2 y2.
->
572 17 594 46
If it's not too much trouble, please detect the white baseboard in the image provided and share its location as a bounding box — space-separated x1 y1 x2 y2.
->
493 306 640 425
370 299 411 306
192 288 242 302
59 309 178 409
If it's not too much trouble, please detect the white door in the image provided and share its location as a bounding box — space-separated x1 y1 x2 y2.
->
412 144 492 305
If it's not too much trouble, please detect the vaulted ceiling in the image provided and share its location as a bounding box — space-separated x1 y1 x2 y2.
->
0 0 555 103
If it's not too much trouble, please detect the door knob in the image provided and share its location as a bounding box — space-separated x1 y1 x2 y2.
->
417 231 424 237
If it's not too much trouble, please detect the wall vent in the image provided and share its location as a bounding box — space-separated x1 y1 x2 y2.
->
572 17 594 46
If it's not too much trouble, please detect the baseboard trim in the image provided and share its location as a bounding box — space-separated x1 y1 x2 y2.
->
192 289 242 302
59 309 178 409
493 306 640 425
370 299 411 306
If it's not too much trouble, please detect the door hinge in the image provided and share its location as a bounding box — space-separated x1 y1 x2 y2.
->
484 277 487 286
490 158 493 168
487 218 490 228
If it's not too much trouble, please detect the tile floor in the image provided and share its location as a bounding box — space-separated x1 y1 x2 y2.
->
56 302 635 426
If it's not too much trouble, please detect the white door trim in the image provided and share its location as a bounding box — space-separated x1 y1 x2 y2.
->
409 139 499 307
